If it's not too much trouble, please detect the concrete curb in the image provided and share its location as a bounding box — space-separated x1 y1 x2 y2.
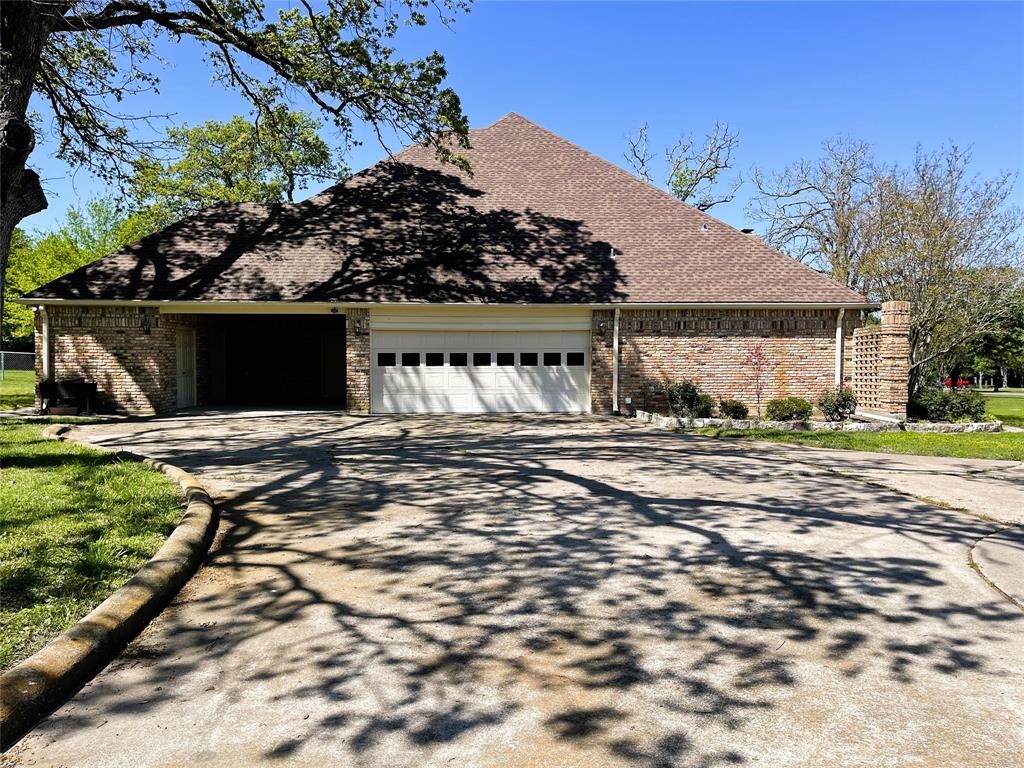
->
0 425 218 750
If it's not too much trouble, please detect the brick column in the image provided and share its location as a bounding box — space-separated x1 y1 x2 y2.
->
590 310 614 414
345 309 370 414
878 301 911 417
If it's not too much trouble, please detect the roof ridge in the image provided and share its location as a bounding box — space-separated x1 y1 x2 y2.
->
491 113 734 225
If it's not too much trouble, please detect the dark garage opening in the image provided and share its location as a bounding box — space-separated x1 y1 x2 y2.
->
208 315 347 406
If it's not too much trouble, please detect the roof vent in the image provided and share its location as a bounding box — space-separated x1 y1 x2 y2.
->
701 223 709 232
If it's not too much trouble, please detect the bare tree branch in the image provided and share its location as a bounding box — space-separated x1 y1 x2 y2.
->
624 121 740 211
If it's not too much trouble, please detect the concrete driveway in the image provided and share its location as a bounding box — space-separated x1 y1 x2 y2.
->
6 412 1023 767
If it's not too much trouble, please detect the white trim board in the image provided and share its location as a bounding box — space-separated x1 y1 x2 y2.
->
369 306 591 332
17 299 878 311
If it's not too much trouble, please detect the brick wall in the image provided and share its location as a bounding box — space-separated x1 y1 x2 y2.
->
35 306 211 415
591 309 615 414
592 308 862 415
852 301 911 417
345 308 370 413
38 306 171 414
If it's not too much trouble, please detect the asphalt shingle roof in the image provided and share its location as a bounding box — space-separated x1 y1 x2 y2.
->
26 113 867 305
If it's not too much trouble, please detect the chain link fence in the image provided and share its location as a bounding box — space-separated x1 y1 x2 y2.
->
1 351 35 376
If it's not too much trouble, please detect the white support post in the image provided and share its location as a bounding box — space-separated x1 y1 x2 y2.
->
39 306 52 381
834 307 846 387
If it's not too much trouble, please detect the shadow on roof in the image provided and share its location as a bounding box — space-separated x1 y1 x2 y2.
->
32 163 627 305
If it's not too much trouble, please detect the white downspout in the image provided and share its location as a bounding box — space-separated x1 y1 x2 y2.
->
39 306 52 381
612 307 621 414
834 307 845 387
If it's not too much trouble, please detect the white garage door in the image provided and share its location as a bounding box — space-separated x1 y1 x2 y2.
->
371 330 590 413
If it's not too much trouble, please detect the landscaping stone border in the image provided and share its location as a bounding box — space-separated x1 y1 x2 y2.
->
632 409 1002 433
0 425 218 750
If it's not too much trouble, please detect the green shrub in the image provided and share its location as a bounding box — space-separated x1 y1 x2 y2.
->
663 379 715 418
912 387 986 422
718 399 749 419
817 387 857 422
692 393 715 418
765 396 813 421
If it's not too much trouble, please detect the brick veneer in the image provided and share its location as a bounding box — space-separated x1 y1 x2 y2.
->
34 306 208 414
345 309 370 413
591 310 616 414
590 308 862 415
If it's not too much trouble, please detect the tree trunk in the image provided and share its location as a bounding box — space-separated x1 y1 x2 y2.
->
1 2 58 332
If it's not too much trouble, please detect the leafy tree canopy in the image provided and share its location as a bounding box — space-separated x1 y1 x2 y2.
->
968 309 1024 389
2 199 156 345
1 0 472 334
130 108 342 221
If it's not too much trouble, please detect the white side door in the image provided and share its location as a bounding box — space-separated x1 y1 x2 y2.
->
176 328 197 409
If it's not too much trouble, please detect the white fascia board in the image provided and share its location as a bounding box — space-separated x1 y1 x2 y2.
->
13 299 343 314
14 298 879 311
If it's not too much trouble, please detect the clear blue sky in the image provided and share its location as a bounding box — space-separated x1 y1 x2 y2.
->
29 0 1024 233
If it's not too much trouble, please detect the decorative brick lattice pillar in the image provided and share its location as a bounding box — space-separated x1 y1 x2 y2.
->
346 308 371 414
852 301 911 417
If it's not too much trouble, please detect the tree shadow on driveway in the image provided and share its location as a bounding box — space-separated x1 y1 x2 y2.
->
15 414 1024 767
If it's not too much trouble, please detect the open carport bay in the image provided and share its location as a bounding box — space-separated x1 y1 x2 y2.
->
198 314 346 406
7 414 1023 768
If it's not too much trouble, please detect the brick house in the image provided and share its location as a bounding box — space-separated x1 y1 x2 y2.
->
19 113 908 417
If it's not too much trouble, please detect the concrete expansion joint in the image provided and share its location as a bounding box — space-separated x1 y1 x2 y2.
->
0 425 219 751
968 524 1024 612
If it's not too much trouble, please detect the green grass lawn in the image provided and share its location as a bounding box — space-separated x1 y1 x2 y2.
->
0 421 182 670
693 427 1024 461
0 370 35 410
982 392 1024 428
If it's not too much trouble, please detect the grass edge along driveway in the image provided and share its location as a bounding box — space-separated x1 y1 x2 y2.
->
0 420 183 670
693 427 1024 461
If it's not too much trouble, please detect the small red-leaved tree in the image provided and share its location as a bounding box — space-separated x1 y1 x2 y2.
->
743 343 773 418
